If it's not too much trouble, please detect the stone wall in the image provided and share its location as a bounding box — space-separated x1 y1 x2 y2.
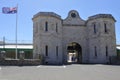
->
0 59 41 66
33 12 63 64
87 14 116 63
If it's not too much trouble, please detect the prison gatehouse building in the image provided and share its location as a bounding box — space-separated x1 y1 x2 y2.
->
32 10 116 64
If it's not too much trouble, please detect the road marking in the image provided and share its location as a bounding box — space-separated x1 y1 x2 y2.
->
63 65 66 68
36 65 41 68
36 65 66 68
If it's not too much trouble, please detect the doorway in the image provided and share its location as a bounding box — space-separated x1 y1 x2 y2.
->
67 42 82 64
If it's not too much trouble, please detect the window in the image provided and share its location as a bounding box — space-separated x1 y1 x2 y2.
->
104 23 107 33
93 24 96 34
106 46 108 57
45 22 48 31
56 46 58 57
45 45 48 56
94 46 97 57
56 23 58 32
35 22 38 33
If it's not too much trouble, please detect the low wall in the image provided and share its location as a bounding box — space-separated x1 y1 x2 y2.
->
0 59 41 66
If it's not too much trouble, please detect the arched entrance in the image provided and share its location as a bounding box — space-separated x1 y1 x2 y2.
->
67 42 82 64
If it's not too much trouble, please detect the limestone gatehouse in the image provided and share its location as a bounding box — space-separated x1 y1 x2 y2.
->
32 10 116 64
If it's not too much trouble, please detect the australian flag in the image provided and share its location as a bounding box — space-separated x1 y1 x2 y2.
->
2 7 17 14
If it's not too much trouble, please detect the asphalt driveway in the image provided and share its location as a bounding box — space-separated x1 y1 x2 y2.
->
0 64 120 80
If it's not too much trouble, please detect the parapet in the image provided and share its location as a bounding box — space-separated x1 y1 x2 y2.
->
88 14 116 22
32 12 61 20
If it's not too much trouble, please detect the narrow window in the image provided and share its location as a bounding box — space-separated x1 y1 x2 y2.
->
94 24 96 34
35 22 38 33
104 23 107 33
45 22 48 31
56 46 58 57
106 46 108 57
56 23 58 32
94 46 97 57
45 45 48 56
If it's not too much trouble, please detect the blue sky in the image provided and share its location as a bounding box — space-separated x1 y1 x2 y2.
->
0 0 120 44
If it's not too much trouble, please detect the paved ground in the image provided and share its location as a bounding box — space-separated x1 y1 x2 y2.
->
0 64 120 80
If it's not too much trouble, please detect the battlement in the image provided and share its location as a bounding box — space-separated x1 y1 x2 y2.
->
33 12 61 20
88 14 116 22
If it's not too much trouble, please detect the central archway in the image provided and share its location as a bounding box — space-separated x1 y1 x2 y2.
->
67 42 82 64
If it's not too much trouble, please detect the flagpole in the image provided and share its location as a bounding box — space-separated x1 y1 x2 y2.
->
15 4 18 59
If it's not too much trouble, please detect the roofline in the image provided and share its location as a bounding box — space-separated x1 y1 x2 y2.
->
117 45 120 46
0 43 32 45
87 14 116 22
32 12 61 20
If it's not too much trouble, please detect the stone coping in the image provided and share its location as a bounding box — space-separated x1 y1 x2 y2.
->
33 12 61 20
88 14 116 22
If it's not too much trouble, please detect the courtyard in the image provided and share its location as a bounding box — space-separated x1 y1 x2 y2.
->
0 64 120 80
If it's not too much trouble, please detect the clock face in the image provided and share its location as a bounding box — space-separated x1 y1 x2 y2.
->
71 13 76 18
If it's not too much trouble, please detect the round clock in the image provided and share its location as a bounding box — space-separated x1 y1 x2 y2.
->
71 13 76 18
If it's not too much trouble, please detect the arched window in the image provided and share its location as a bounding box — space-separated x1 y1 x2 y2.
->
94 46 97 57
106 46 108 57
35 22 38 33
93 23 96 34
45 22 48 31
104 23 107 33
45 45 48 56
56 23 58 32
56 46 58 57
